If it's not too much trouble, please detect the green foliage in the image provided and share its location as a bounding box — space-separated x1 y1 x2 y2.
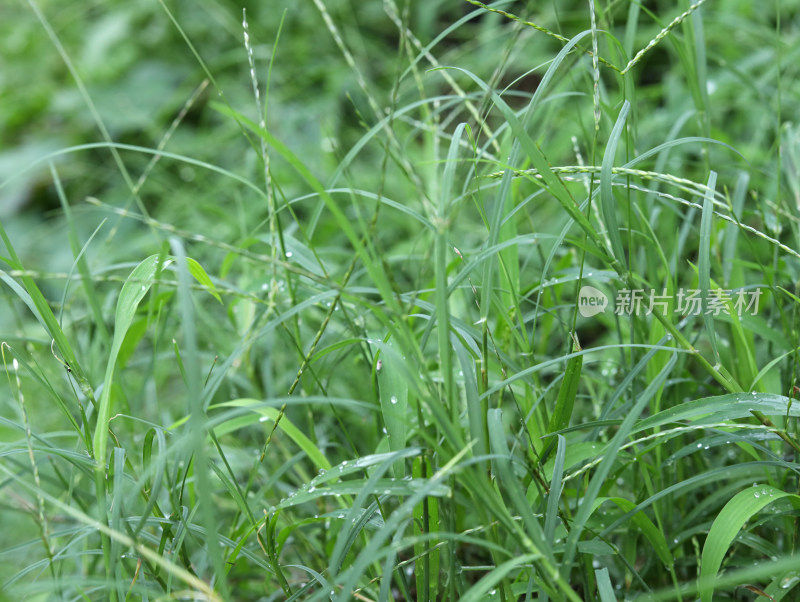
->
2 1 800 600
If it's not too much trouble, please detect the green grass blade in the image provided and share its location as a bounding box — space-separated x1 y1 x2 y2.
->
437 123 469 421
214 399 332 471
186 258 222 304
600 100 631 265
412 454 439 602
699 486 800 602
93 255 168 467
110 447 125 599
548 345 583 435
595 567 617 602
722 171 749 286
454 337 486 457
460 554 542 602
603 497 673 569
544 434 566 546
376 337 410 476
633 392 800 433
699 170 719 365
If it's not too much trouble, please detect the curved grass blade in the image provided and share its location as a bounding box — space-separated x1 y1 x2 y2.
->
186 257 222 304
215 399 333 471
633 392 800 434
93 255 171 468
460 554 542 602
699 486 800 602
601 497 673 569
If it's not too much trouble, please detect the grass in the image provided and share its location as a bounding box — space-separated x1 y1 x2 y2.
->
2 0 800 600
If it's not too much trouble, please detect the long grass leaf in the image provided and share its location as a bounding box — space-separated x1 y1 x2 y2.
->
600 100 631 264
699 487 800 601
699 170 719 364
